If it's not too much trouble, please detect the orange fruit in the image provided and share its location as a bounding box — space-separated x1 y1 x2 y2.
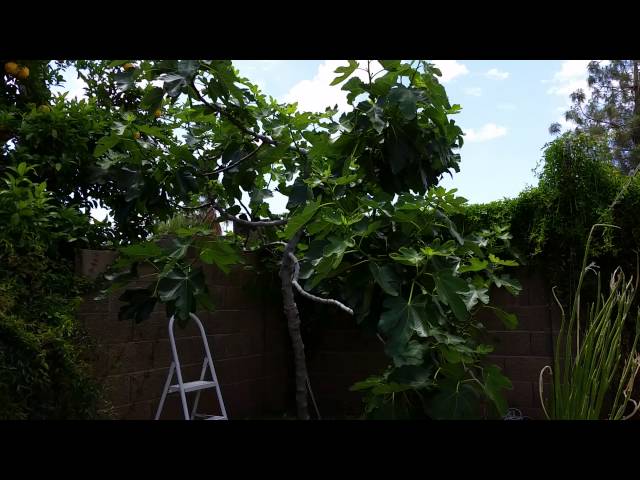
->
153 109 162 118
4 62 19 76
123 63 135 71
16 66 29 80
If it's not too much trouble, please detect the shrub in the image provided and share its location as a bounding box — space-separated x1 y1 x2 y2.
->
0 164 105 419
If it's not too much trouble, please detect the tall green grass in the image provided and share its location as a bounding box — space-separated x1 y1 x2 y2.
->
539 224 640 420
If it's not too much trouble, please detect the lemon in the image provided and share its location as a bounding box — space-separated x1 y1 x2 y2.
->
153 109 162 118
16 66 29 80
38 105 51 113
4 62 19 76
123 63 135 71
133 131 141 140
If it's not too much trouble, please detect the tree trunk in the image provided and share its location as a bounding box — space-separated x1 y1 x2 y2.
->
279 230 310 419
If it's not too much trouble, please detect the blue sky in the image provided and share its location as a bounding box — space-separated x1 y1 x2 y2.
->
58 60 591 216
232 60 590 205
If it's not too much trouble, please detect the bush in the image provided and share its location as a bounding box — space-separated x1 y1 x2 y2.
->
0 164 105 419
460 132 640 403
460 132 638 301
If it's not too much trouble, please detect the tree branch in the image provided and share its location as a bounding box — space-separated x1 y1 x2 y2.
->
189 76 309 157
237 197 253 221
575 103 625 130
213 201 286 227
203 144 264 176
177 201 287 227
190 77 277 146
288 252 354 315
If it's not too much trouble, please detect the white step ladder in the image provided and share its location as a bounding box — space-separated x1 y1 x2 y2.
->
155 312 228 420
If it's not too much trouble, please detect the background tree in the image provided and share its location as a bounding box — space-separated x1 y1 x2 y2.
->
550 60 640 174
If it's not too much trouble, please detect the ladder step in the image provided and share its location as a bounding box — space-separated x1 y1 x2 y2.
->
193 414 227 420
168 380 217 394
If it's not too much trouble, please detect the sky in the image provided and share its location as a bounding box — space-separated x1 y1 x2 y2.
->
57 60 591 216
233 60 590 205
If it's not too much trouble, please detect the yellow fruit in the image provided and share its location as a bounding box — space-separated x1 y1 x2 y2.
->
16 66 29 80
4 62 19 75
123 63 135 71
133 131 141 140
153 109 162 118
38 105 51 113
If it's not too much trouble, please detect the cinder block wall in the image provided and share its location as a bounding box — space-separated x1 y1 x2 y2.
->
478 269 557 419
76 249 291 420
304 268 557 420
76 248 556 420
304 310 389 418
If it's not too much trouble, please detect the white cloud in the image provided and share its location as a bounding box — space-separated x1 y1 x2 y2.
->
283 60 470 112
465 123 507 142
283 60 380 113
464 87 482 96
545 60 590 96
431 60 469 83
485 68 509 80
51 66 87 101
546 60 613 133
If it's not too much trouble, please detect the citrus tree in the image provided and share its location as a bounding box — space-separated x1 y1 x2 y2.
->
42 60 522 419
0 60 110 418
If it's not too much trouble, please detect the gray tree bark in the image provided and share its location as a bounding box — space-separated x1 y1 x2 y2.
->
278 230 310 419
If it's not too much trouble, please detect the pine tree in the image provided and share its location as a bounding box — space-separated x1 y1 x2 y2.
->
550 60 640 174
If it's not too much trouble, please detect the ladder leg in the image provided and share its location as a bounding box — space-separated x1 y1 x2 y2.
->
197 317 228 419
178 390 189 420
211 363 228 419
190 358 208 420
155 362 175 420
173 356 190 420
168 316 190 420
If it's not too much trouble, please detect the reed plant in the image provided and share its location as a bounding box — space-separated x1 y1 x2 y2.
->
539 224 640 420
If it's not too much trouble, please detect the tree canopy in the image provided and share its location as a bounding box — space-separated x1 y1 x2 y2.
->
551 60 640 174
1 59 521 419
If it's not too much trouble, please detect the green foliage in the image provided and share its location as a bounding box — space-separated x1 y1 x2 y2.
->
104 233 243 327
333 60 464 195
154 213 210 237
0 62 110 419
461 132 636 304
0 167 104 419
2 61 122 248
0 259 103 419
0 162 101 254
463 132 640 419
1 60 69 110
